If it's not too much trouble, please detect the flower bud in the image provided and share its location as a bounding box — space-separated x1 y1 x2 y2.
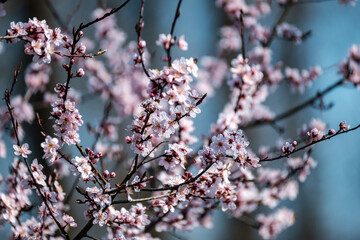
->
76 68 85 77
125 136 132 144
62 63 69 69
139 40 146 48
328 129 336 135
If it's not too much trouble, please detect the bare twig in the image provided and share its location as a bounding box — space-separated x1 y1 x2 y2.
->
54 49 107 59
166 0 183 66
4 73 70 240
243 79 345 129
76 0 132 33
260 123 360 162
239 11 246 59
112 191 176 204
44 0 67 31
65 0 83 29
135 0 150 77
263 4 293 48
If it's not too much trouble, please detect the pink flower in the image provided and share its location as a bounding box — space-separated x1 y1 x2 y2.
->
177 35 188 51
13 143 32 158
63 214 77 227
156 33 172 50
76 68 85 77
276 22 303 44
40 136 59 163
257 208 295 239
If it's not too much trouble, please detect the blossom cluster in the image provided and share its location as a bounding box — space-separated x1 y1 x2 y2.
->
285 65 323 93
50 85 84 146
276 22 303 44
126 57 201 158
340 44 360 87
0 1 358 240
6 17 64 63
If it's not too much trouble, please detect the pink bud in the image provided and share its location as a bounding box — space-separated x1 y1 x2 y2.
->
104 170 109 177
328 129 336 135
110 172 116 178
78 31 84 38
77 44 86 54
76 68 85 77
339 121 349 130
139 40 146 48
125 136 132 144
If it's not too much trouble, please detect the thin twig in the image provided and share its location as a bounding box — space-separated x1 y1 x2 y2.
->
260 123 360 162
166 0 183 66
63 0 132 101
243 79 345 129
263 3 293 48
112 191 176 204
236 214 260 229
76 0 132 33
239 10 246 59
66 0 83 30
73 219 94 240
43 0 67 31
4 74 70 240
135 0 150 77
54 49 107 58
90 99 113 172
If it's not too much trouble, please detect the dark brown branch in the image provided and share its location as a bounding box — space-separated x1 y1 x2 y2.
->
73 219 94 240
4 76 70 240
243 79 345 129
239 11 246 59
166 0 183 66
135 0 150 77
76 0 132 33
236 214 260 229
65 0 83 30
260 123 360 162
112 191 176 204
90 99 113 172
54 49 106 59
44 0 67 31
63 0 132 101
263 4 293 48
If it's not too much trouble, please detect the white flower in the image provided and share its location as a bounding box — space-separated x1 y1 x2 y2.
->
13 143 32 158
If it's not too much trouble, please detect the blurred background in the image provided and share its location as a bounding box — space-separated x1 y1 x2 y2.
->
0 0 360 239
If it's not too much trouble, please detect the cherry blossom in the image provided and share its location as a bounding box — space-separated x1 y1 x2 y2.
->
13 143 32 158
0 1 358 240
257 208 295 239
